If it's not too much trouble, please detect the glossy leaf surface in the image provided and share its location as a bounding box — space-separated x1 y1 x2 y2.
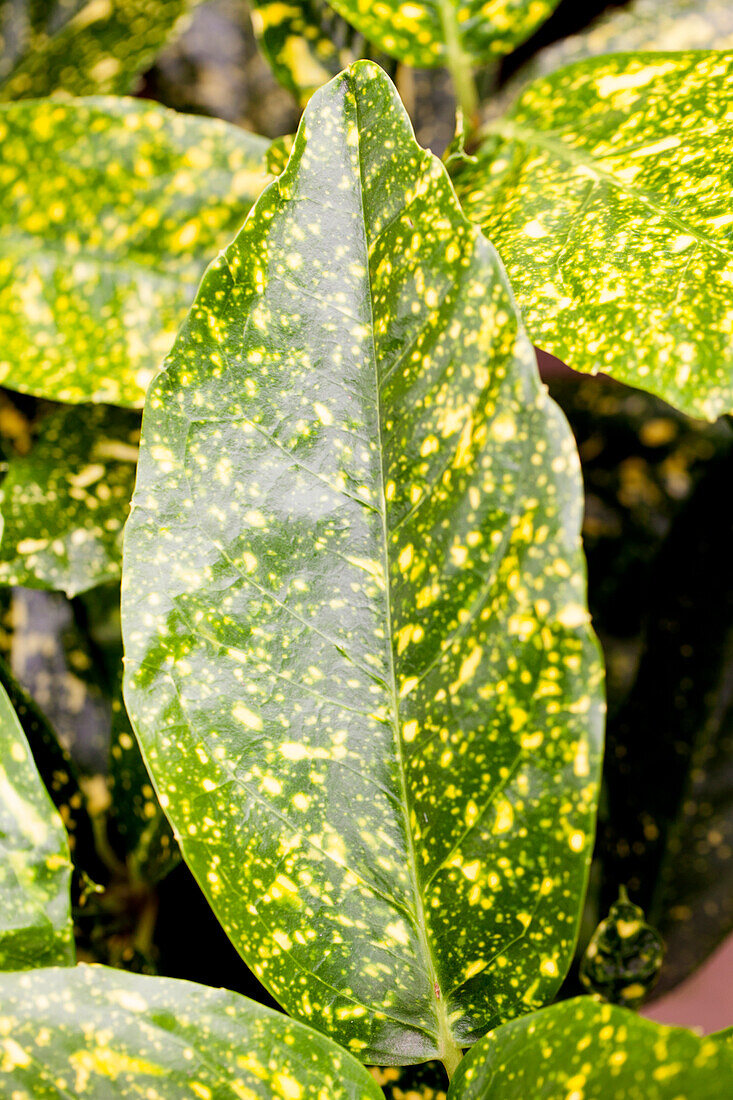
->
123 62 603 1063
0 405 139 596
325 0 560 67
0 97 270 407
0 964 382 1099
0 0 201 100
449 997 733 1098
0 681 74 970
454 51 733 420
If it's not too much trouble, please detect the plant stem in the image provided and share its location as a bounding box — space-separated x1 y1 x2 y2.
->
435 0 479 126
441 1037 464 1080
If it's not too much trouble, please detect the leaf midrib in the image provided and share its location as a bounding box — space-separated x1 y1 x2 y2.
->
351 78 457 1060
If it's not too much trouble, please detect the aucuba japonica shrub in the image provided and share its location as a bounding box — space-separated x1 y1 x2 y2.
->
2 0 733 1095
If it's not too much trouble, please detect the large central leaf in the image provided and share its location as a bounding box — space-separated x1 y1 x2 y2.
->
122 62 603 1065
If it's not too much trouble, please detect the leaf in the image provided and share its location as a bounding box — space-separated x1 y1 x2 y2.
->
453 51 733 420
448 997 733 1098
250 0 362 106
510 0 733 91
0 404 139 596
324 0 560 68
0 679 74 970
108 693 180 885
0 652 105 883
0 96 271 407
0 0 203 101
579 886 663 1008
122 61 603 1064
0 964 383 1099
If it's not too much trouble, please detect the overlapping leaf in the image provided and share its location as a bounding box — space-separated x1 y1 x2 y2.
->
511 0 733 89
123 61 603 1064
0 97 270 407
325 0 560 68
0 404 139 596
250 0 361 105
0 964 382 1098
448 997 733 1097
0 0 202 100
0 681 74 970
453 51 733 420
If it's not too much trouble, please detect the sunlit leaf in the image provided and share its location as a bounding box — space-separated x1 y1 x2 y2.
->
453 51 733 420
0 964 383 1098
0 680 74 970
0 404 139 596
122 61 603 1065
0 96 270 407
448 997 733 1098
0 0 203 101
325 0 560 68
250 0 361 105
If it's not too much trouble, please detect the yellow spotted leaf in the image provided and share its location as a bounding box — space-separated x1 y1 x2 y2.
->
251 0 362 106
0 0 203 101
453 51 733 421
0 404 140 597
0 681 74 971
122 62 603 1065
511 0 733 92
448 997 733 1098
324 0 560 68
0 96 271 407
0 964 383 1098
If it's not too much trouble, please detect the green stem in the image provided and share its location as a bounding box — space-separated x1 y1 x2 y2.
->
435 0 478 126
441 1037 464 1081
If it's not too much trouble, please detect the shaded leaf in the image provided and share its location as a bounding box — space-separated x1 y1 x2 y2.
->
0 679 74 970
0 0 203 100
0 96 270 407
107 693 180 885
579 886 664 1008
122 61 602 1064
0 404 139 597
0 964 383 1099
0 652 104 883
448 997 733 1098
251 0 361 105
325 0 561 68
453 51 733 420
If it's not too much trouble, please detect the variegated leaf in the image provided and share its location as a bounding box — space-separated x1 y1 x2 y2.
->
325 0 560 68
122 61 603 1065
453 51 733 420
0 964 382 1098
0 681 74 970
250 0 361 106
0 97 270 407
0 0 202 101
0 404 139 596
448 997 733 1098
